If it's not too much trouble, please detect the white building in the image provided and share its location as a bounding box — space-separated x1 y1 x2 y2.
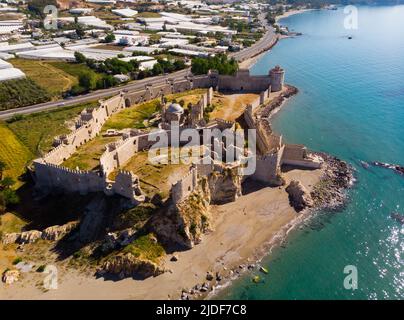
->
69 8 93 15
112 8 138 18
0 58 25 81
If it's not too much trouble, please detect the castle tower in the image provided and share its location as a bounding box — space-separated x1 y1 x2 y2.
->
269 65 285 92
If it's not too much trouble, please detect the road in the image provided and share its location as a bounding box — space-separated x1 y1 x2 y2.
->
0 14 276 120
0 68 190 119
230 12 276 62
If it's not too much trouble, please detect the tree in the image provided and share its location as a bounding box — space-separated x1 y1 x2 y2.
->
152 63 164 76
191 54 238 76
78 72 97 91
74 51 86 64
2 188 19 206
104 33 116 43
75 24 85 38
174 59 185 70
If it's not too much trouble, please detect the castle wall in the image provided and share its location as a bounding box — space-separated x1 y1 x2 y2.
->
251 146 284 183
34 160 104 194
171 166 198 204
34 67 289 202
281 144 322 169
218 70 271 92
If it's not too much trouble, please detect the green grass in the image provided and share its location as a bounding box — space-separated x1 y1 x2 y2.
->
103 99 160 131
114 203 157 230
103 89 206 131
0 123 33 181
110 150 189 199
6 102 98 156
136 12 161 18
123 233 165 263
12 257 22 265
62 136 117 170
0 212 26 234
0 78 51 111
48 61 103 82
9 58 77 98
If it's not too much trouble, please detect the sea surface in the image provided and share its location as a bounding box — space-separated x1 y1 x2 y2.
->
217 6 404 299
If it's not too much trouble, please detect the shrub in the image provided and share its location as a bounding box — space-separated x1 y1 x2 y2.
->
36 265 46 273
0 78 50 111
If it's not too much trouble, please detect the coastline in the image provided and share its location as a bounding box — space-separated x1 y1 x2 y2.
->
0 87 354 300
275 8 315 22
239 8 313 69
0 8 348 301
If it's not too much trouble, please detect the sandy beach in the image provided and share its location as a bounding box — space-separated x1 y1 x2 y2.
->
0 165 323 300
275 8 314 22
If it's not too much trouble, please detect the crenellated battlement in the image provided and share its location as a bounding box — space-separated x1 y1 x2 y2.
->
34 68 292 202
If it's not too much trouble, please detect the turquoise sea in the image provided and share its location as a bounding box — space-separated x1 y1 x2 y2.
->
218 6 404 299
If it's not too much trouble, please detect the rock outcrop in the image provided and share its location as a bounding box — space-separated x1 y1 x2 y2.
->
42 222 78 241
208 168 242 204
19 230 43 244
310 153 354 209
149 189 211 249
148 166 242 248
2 270 20 284
101 253 164 278
286 180 314 211
1 233 20 245
1 222 79 245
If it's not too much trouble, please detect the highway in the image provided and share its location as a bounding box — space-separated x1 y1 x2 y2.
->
231 13 276 62
0 68 190 119
0 15 276 120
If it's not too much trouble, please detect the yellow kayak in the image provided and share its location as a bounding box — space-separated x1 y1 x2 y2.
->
259 266 269 274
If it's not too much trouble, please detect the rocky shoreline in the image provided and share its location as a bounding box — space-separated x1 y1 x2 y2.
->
177 154 355 300
310 152 355 210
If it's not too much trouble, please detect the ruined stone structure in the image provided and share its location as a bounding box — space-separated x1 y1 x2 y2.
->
33 66 318 204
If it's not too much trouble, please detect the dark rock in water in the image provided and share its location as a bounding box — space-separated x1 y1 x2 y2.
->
372 161 404 176
360 160 370 169
390 213 404 224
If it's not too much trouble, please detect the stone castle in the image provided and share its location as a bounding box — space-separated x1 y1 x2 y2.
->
33 66 322 204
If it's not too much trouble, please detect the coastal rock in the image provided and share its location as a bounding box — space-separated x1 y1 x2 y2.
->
2 270 20 284
286 180 314 212
206 271 214 281
215 272 222 282
101 232 119 252
118 228 137 246
42 221 78 241
19 230 43 244
310 153 354 209
101 253 165 278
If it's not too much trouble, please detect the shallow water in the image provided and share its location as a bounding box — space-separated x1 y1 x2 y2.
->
217 5 404 300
